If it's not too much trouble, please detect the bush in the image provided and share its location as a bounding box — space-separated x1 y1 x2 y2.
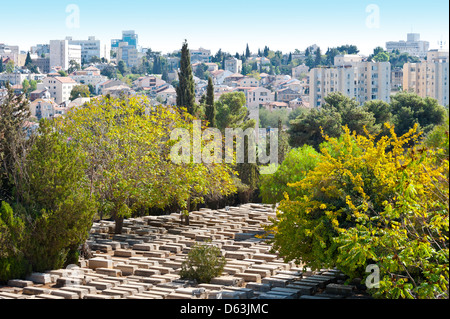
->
179 242 226 283
260 145 320 204
267 124 449 299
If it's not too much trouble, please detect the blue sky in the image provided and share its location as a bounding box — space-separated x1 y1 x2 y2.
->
1 0 448 55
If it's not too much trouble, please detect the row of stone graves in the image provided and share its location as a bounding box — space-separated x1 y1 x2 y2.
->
0 203 371 300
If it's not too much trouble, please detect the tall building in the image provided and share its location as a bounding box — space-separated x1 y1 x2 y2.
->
310 61 391 107
117 42 139 67
111 30 138 50
403 50 449 107
49 40 82 71
65 36 109 64
386 33 430 59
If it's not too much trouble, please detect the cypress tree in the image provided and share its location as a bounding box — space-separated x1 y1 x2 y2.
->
0 58 3 73
176 40 197 115
205 77 215 127
246 44 251 58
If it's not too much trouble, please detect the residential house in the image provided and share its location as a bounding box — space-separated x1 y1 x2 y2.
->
36 76 77 104
96 79 125 95
292 64 309 79
224 57 242 74
276 88 302 103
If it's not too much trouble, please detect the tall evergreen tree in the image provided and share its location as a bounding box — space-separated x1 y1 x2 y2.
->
246 44 251 58
0 58 4 73
176 40 197 115
315 48 322 67
25 52 33 67
205 77 215 127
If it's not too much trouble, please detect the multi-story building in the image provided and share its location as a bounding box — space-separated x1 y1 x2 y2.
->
190 48 211 63
117 42 140 68
65 36 108 64
37 76 77 104
69 66 108 88
310 61 391 107
30 44 50 58
32 57 50 74
403 50 449 107
391 67 404 92
386 33 430 59
49 40 82 71
0 43 20 65
112 30 138 50
224 57 242 74
292 64 309 79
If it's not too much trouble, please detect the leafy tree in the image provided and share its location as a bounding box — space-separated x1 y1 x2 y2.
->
363 100 392 126
336 45 359 55
260 145 319 204
58 70 68 77
59 96 236 232
205 77 215 127
372 51 390 62
70 85 90 101
19 120 96 271
68 60 81 74
215 92 249 132
101 65 118 79
5 60 14 74
117 60 128 76
176 40 197 116
0 83 30 203
267 125 449 299
390 91 446 138
289 107 342 150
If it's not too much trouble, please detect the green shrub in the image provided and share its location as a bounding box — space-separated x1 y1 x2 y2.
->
260 145 320 204
179 242 226 283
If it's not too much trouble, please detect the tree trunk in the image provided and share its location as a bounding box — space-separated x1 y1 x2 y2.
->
114 215 124 234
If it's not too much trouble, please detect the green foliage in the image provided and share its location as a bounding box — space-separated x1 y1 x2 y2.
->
176 40 197 116
179 242 226 283
267 125 449 299
259 108 289 129
205 77 216 127
390 91 446 138
260 145 320 204
70 84 90 101
215 92 251 132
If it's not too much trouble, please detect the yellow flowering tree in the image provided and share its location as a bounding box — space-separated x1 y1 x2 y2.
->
59 96 236 233
267 124 448 299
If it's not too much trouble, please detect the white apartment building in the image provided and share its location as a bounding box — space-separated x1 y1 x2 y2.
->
190 48 211 63
0 43 20 65
310 61 391 107
65 36 109 64
386 33 430 59
334 55 363 67
50 40 82 71
224 57 242 74
37 76 77 104
403 50 449 107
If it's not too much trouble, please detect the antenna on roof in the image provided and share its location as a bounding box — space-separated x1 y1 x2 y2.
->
438 36 446 50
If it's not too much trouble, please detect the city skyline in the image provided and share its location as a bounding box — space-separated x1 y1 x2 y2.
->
1 0 448 55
